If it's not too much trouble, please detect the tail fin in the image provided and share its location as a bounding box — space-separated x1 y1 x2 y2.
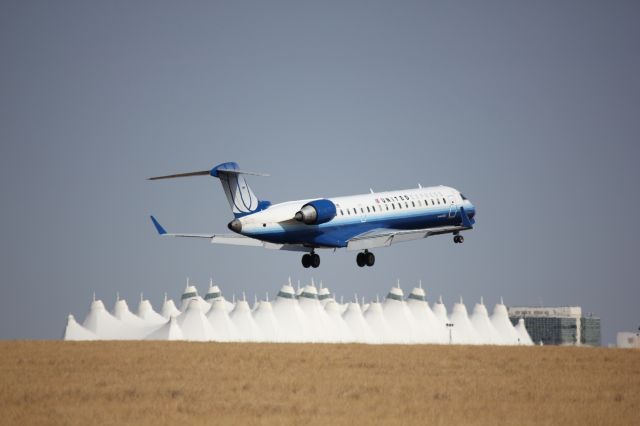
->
210 162 270 217
148 162 270 217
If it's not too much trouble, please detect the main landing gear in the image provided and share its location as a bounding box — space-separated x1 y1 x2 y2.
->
453 234 464 244
301 251 320 268
356 250 375 267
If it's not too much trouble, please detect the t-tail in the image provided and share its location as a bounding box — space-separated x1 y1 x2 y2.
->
148 161 270 217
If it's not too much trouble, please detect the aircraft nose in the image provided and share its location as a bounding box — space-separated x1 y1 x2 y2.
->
466 201 476 218
228 219 242 233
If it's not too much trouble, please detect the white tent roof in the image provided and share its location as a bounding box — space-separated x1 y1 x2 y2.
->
137 299 166 325
363 301 392 344
179 281 211 313
324 300 352 342
177 299 215 341
229 299 262 342
252 300 280 342
432 296 450 325
298 284 332 342
63 314 97 341
271 284 309 342
161 297 181 319
82 299 134 340
470 298 504 345
490 299 522 345
65 282 535 346
206 299 238 341
382 287 418 343
514 318 534 345
406 287 447 344
145 317 184 341
450 299 481 344
342 301 374 343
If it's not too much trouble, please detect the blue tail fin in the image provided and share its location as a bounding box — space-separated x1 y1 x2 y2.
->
210 162 270 217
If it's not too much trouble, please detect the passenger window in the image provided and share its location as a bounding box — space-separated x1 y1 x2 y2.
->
443 198 446 204
412 201 415 207
372 206 376 212
386 205 389 211
366 206 370 213
392 204 395 210
353 208 357 214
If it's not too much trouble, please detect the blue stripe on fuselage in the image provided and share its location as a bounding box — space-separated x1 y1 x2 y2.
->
243 207 468 247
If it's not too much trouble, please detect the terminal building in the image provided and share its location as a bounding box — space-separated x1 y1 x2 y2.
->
508 306 600 346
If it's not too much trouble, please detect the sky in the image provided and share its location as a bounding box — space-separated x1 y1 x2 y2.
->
1 1 639 344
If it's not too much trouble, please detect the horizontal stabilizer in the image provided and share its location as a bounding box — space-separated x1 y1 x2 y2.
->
214 168 270 177
150 216 167 235
148 170 210 180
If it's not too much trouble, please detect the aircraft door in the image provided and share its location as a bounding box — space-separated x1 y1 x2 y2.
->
448 195 458 219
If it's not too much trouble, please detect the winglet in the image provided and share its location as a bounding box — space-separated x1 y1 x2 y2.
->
459 207 475 228
150 216 167 235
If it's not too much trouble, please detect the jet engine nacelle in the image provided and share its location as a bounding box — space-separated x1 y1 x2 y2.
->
294 199 337 225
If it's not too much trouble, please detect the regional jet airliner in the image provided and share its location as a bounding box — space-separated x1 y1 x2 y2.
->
149 162 476 268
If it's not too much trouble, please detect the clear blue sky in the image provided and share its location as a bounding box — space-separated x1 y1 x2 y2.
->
1 1 639 344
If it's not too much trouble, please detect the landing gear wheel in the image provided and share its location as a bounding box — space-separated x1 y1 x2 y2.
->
310 253 320 268
365 251 375 267
356 252 366 267
454 235 464 244
301 254 311 268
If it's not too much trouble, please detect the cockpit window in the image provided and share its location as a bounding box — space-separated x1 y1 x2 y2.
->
460 193 467 200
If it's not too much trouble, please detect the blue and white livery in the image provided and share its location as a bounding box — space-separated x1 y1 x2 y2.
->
149 162 476 268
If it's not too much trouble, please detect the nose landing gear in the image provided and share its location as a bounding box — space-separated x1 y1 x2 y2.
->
302 251 320 268
356 250 375 267
453 235 464 244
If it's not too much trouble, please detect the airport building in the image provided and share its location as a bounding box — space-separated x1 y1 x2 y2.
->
508 306 600 346
617 331 640 348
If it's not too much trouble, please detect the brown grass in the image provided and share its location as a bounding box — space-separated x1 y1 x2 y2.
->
0 342 639 425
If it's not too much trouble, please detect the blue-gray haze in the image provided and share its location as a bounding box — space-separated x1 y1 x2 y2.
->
1 1 638 344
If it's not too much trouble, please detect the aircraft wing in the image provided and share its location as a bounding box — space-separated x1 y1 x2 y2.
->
150 216 309 251
346 225 470 251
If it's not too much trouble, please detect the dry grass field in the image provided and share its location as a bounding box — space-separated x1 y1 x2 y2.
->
0 342 638 425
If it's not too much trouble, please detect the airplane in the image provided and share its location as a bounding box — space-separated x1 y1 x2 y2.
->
148 161 476 268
